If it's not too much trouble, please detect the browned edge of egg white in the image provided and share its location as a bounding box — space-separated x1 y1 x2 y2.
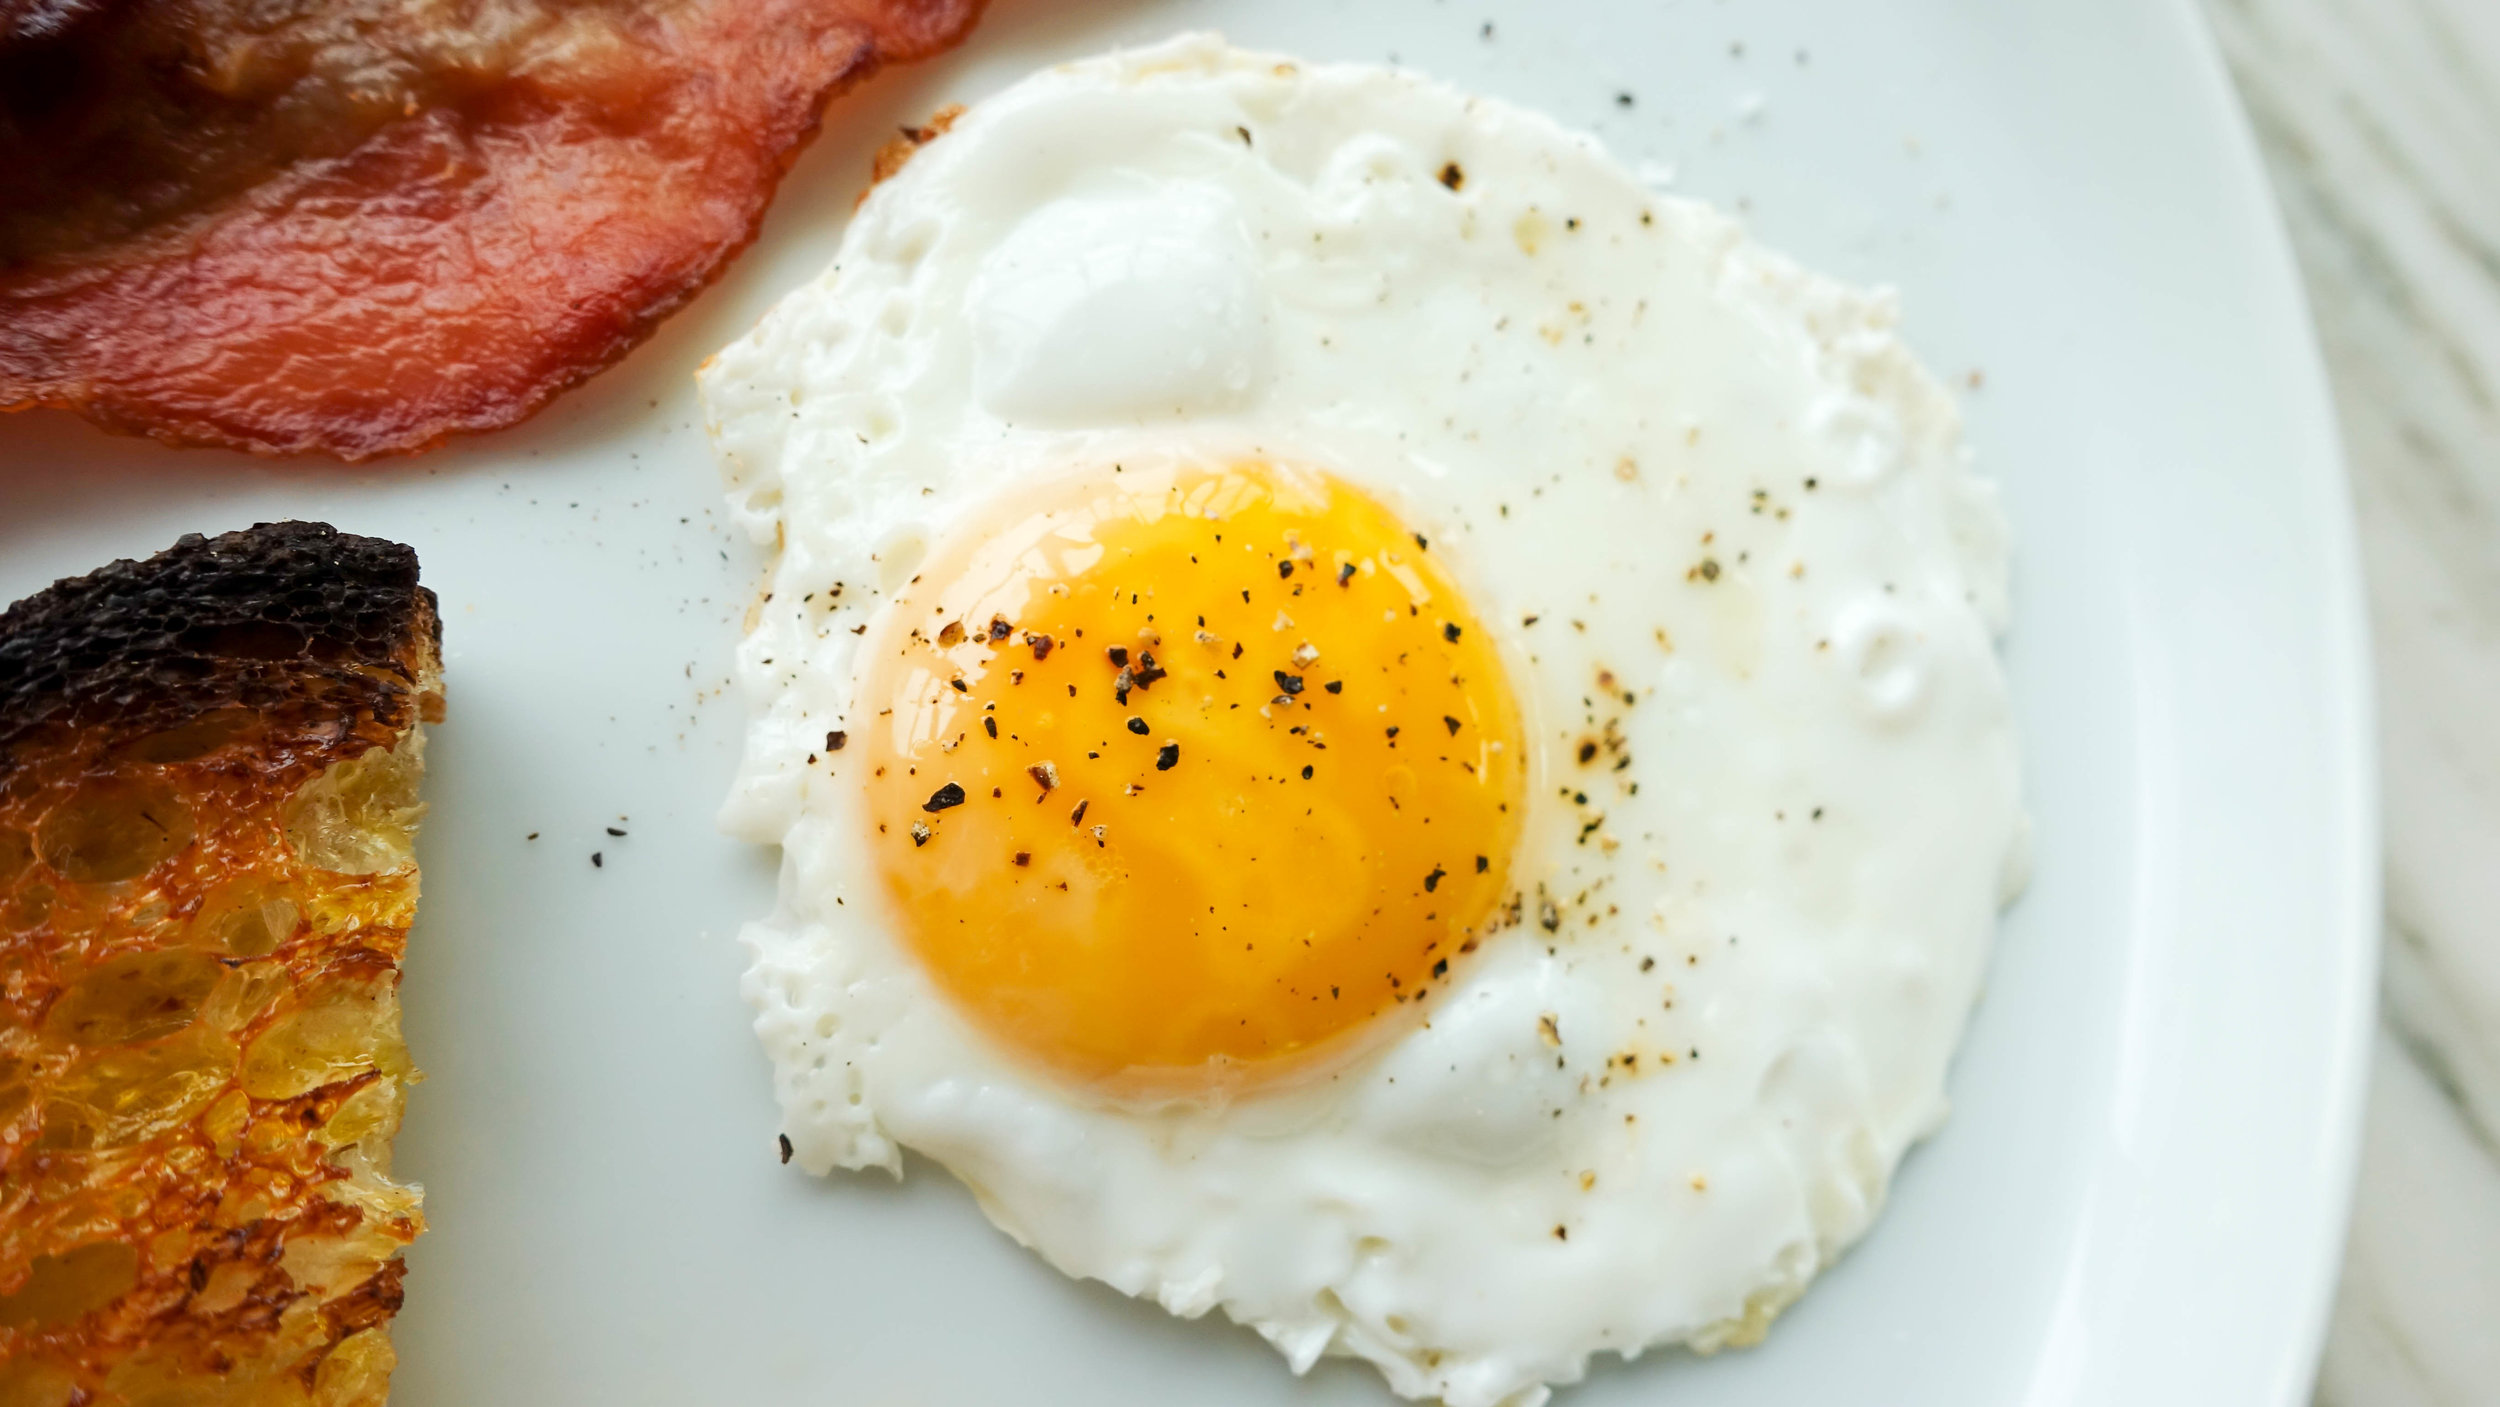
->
864 103 969 201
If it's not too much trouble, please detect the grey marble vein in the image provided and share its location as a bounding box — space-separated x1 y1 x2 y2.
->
2205 0 2500 1402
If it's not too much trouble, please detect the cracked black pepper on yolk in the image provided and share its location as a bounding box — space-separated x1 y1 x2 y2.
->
856 459 1528 1094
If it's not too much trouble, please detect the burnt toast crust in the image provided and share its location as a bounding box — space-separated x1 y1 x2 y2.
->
0 521 440 773
0 522 438 1405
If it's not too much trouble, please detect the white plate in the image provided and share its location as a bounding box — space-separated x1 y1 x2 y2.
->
0 0 2376 1402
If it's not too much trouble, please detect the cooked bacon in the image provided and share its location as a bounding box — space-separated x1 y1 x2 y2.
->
0 0 985 459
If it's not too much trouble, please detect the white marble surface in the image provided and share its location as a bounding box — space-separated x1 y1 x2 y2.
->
2202 0 2500 1401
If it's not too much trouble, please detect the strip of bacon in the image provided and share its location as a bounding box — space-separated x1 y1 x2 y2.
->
0 0 984 459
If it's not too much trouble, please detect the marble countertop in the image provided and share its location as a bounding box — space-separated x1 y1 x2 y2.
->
2204 0 2500 1401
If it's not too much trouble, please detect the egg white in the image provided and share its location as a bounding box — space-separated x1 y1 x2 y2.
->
701 34 2025 1407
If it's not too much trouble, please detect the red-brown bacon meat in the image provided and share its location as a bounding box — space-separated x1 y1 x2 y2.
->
0 0 984 459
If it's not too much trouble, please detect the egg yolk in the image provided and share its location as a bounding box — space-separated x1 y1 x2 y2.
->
856 459 1528 1097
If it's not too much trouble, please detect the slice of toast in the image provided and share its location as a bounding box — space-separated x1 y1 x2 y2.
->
0 523 439 1406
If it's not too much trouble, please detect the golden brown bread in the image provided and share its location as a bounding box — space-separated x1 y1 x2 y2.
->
0 523 438 1405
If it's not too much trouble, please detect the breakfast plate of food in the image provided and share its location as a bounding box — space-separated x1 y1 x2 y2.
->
0 1 2376 1405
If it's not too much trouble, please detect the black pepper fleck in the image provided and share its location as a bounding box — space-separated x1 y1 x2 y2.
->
923 782 967 813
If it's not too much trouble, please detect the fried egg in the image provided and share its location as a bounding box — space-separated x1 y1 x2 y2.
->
700 34 2026 1407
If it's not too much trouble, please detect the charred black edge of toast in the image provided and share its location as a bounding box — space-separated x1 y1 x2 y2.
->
0 521 439 771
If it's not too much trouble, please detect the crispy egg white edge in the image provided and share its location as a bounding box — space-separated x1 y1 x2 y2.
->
699 33 2026 1407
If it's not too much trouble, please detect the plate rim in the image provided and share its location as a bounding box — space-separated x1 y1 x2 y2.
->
0 1 2387 1400
2164 0 2381 1398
